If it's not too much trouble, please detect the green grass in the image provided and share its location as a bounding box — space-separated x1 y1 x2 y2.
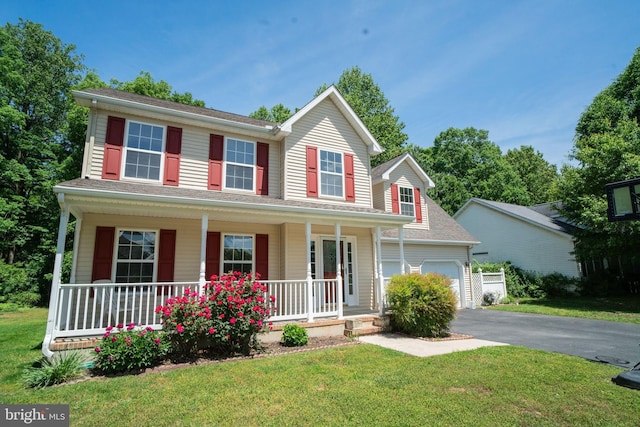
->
490 296 640 324
1 309 639 426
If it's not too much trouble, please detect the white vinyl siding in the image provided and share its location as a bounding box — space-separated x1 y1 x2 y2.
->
384 162 428 230
455 203 580 277
283 98 372 207
87 112 282 196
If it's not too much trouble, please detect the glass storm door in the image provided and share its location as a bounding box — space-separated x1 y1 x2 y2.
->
322 240 356 306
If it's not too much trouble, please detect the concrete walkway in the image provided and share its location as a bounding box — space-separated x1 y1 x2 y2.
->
359 333 508 357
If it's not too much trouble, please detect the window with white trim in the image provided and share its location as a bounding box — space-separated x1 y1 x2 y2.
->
115 231 156 283
225 138 255 191
223 234 253 274
319 149 343 197
399 187 415 217
123 121 164 181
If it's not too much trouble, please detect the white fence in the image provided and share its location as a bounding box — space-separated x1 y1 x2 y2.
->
471 268 507 306
50 279 341 341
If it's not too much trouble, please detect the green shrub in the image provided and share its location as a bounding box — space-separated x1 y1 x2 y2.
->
23 351 86 389
499 295 516 304
281 324 308 347
482 292 499 306
93 324 169 375
386 273 457 338
540 272 580 297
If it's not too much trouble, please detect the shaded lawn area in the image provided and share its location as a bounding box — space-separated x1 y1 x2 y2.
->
1 309 639 426
490 296 640 324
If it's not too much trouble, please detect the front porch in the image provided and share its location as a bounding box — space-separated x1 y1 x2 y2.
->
46 279 390 351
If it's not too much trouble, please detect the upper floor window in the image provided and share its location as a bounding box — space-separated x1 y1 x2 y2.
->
115 230 156 283
124 122 164 181
399 186 415 217
225 138 255 191
319 149 343 197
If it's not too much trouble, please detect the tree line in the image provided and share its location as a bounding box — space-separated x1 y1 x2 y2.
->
1 19 639 304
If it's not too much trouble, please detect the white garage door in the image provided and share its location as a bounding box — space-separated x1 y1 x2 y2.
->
421 262 463 307
382 261 403 281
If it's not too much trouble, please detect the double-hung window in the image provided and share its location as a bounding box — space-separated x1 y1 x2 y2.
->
223 235 253 274
399 187 415 217
225 138 255 191
319 149 343 197
124 121 164 181
115 230 156 283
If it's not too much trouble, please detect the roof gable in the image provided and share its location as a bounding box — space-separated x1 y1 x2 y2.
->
278 86 383 156
371 153 435 188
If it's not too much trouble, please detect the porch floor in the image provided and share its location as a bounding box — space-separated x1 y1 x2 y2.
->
49 308 390 351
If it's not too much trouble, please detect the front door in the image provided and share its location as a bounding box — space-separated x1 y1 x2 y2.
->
321 239 357 306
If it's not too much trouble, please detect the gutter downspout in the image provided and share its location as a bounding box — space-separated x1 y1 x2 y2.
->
43 194 69 357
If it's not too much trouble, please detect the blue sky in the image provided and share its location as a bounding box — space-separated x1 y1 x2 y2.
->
5 0 640 166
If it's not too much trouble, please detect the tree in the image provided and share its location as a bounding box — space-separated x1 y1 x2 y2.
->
316 66 408 165
110 71 205 107
422 127 530 215
0 20 84 302
249 103 292 123
558 47 640 269
505 145 559 205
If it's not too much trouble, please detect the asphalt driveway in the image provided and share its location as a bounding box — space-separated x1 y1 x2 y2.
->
452 309 640 368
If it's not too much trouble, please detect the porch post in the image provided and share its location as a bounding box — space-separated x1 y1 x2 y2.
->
198 214 208 292
43 195 69 357
306 221 314 322
376 227 385 315
69 216 82 284
399 226 406 274
335 223 343 319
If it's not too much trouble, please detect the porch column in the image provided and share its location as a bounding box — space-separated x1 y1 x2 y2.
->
69 216 82 284
376 227 385 315
43 195 69 357
306 221 314 322
335 223 343 319
198 214 209 292
399 226 406 274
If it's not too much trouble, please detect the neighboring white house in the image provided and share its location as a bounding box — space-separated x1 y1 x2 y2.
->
43 86 478 356
453 198 580 278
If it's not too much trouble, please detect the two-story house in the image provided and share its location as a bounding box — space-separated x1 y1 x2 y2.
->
43 86 477 356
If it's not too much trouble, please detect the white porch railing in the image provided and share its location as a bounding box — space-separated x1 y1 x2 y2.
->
50 279 341 342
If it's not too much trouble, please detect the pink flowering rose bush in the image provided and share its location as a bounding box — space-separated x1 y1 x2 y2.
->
156 272 276 358
93 323 168 374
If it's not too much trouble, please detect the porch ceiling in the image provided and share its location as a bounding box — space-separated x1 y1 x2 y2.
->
56 178 411 228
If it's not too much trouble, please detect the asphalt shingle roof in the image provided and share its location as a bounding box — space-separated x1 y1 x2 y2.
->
76 88 275 128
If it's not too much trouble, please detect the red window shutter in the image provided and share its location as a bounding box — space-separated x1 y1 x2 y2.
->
306 146 318 197
102 116 125 180
414 187 423 222
157 229 176 295
391 184 400 213
91 226 115 282
344 153 355 202
208 134 224 190
206 231 221 280
255 234 269 280
256 142 269 195
163 126 182 186
391 184 400 214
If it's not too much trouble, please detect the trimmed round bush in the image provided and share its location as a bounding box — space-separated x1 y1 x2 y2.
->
280 324 308 347
386 273 457 338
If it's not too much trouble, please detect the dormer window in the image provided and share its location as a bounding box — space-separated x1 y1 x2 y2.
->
399 186 415 217
123 121 164 181
319 149 343 197
225 138 255 191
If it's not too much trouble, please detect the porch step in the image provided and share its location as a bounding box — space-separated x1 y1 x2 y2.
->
343 315 391 338
51 337 100 351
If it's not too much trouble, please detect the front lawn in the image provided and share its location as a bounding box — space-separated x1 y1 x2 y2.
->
490 296 640 324
1 309 638 426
